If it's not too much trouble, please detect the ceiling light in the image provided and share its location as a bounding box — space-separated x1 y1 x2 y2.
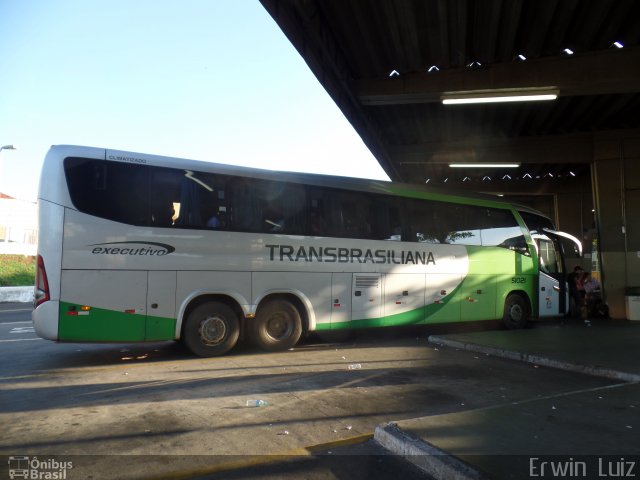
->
442 88 558 105
563 48 574 55
450 163 520 168
517 54 527 61
612 41 624 49
389 70 400 77
428 65 440 73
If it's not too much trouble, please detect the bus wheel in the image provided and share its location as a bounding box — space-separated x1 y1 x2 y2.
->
251 299 302 351
183 301 240 357
503 294 528 329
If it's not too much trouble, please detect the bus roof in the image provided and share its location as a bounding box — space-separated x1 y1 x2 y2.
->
46 144 551 217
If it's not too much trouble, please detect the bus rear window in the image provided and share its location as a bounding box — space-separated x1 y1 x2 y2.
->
64 157 153 226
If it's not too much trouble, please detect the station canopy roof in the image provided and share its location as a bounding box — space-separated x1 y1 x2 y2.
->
260 0 640 193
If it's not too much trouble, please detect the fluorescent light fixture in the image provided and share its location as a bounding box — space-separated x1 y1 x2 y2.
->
442 88 558 105
450 163 520 168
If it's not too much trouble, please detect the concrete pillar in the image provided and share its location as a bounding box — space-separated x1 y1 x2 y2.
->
593 131 640 319
555 190 593 271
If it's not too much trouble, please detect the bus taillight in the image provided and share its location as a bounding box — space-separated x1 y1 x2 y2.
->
35 255 50 308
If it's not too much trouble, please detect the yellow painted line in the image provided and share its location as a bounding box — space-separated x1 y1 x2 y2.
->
152 433 374 480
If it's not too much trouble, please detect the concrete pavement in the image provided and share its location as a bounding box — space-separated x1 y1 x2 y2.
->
376 319 640 479
4 293 638 478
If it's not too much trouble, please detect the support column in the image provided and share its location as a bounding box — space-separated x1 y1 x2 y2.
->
593 131 640 319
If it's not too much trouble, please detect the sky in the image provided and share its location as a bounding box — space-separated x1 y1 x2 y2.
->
0 0 389 202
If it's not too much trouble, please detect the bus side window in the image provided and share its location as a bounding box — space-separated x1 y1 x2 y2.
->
404 198 439 243
336 191 372 239
230 178 262 232
443 204 481 245
308 189 336 237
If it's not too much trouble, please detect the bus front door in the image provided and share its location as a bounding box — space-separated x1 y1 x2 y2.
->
535 235 563 317
535 230 583 318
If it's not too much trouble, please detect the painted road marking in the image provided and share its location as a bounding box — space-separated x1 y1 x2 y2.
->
10 327 35 334
0 338 43 343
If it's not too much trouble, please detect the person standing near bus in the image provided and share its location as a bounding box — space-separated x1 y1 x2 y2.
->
567 265 584 316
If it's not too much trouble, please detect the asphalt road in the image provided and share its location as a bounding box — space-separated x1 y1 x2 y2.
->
0 303 617 479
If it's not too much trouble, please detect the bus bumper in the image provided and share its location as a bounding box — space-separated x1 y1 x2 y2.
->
32 300 59 340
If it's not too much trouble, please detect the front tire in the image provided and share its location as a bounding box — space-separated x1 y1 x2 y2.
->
503 293 529 329
182 301 240 357
250 299 302 351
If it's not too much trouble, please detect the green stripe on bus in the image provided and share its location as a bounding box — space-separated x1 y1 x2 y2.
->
317 282 463 331
58 302 176 342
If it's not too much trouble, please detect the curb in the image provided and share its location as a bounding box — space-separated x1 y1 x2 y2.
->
0 286 33 303
428 335 640 383
374 423 487 480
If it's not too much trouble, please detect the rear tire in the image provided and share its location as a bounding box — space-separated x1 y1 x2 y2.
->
250 299 302 351
503 294 529 329
182 301 240 357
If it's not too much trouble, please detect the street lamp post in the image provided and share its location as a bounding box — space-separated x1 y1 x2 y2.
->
0 143 18 194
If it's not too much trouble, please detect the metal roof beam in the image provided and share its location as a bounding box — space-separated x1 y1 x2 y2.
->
356 47 640 105
390 133 596 166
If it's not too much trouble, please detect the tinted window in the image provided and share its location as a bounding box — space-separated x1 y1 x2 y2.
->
63 157 528 255
65 157 153 226
518 211 555 233
404 198 527 253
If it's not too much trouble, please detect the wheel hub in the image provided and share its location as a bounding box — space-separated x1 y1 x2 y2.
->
199 316 226 345
510 304 523 322
266 313 292 340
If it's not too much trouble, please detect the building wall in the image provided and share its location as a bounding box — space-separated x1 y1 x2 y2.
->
0 197 38 256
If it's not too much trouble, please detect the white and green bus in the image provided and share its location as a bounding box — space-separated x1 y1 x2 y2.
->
33 145 581 356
